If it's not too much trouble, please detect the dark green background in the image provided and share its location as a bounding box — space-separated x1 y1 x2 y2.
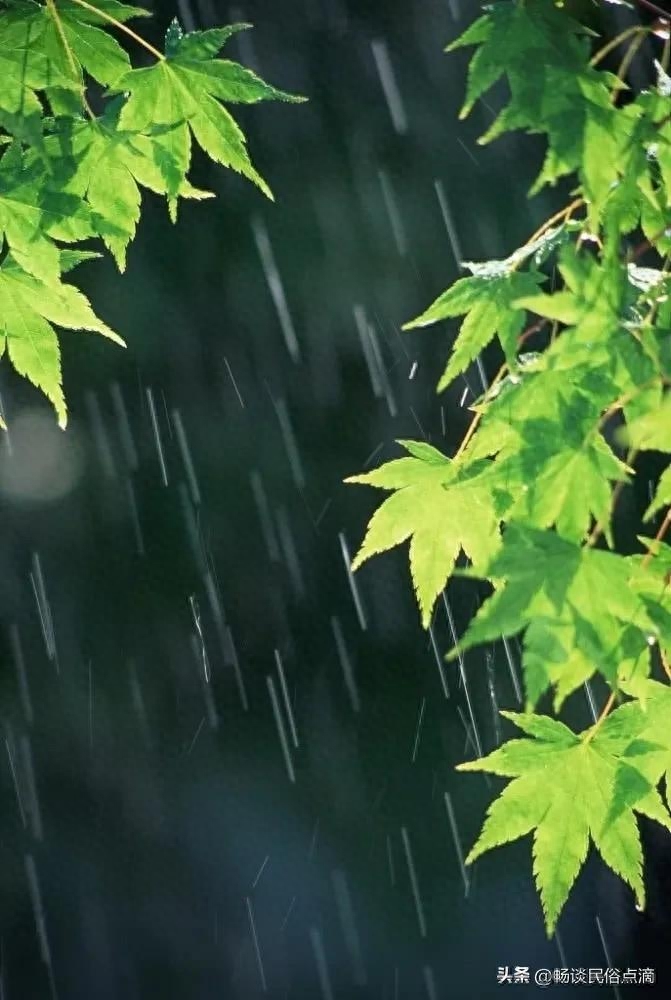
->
0 0 669 996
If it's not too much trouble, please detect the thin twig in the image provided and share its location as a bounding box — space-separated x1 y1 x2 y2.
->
522 198 584 253
596 377 664 432
587 490 671 725
71 0 165 61
590 25 645 69
642 508 671 570
587 447 638 548
661 649 671 681
627 224 671 261
453 320 548 461
454 363 506 460
583 691 617 744
611 31 647 101
662 33 670 72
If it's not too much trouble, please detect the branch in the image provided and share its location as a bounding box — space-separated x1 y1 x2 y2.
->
71 0 165 61
454 362 507 460
582 691 617 745
518 198 584 260
642 508 671 570
590 25 645 69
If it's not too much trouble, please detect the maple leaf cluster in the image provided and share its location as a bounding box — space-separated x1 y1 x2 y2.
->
0 0 303 426
346 0 671 934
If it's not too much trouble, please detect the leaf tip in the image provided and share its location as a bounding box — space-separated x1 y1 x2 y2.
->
350 552 365 573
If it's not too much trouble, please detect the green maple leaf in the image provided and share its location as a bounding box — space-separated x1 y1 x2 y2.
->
0 46 52 119
478 364 615 438
621 394 671 453
522 614 650 712
0 144 93 283
448 0 654 225
515 242 625 337
448 2 592 120
511 434 627 543
0 13 80 140
107 23 305 200
0 254 123 427
56 103 211 269
447 525 659 694
54 1 150 25
164 21 251 60
58 247 101 273
1 0 140 96
457 709 671 934
489 390 630 545
515 244 663 424
627 542 671 666
645 465 671 521
43 7 131 89
604 679 671 810
403 262 544 392
345 441 506 628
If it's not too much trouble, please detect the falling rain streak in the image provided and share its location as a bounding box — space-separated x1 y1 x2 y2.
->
330 615 362 713
338 531 368 631
444 791 470 897
370 39 408 134
145 386 169 486
252 216 301 363
274 648 299 748
266 674 296 783
401 826 427 938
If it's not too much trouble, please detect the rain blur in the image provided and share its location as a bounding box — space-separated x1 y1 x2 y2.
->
1 0 669 997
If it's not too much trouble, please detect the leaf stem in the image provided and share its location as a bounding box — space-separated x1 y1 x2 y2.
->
640 514 671 680
662 649 671 681
597 377 663 432
453 319 547 462
611 31 647 100
522 198 584 253
518 318 548 349
587 447 638 548
627 224 671 261
454 363 506 460
642 508 671 570
589 26 645 69
71 0 165 61
583 690 617 744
